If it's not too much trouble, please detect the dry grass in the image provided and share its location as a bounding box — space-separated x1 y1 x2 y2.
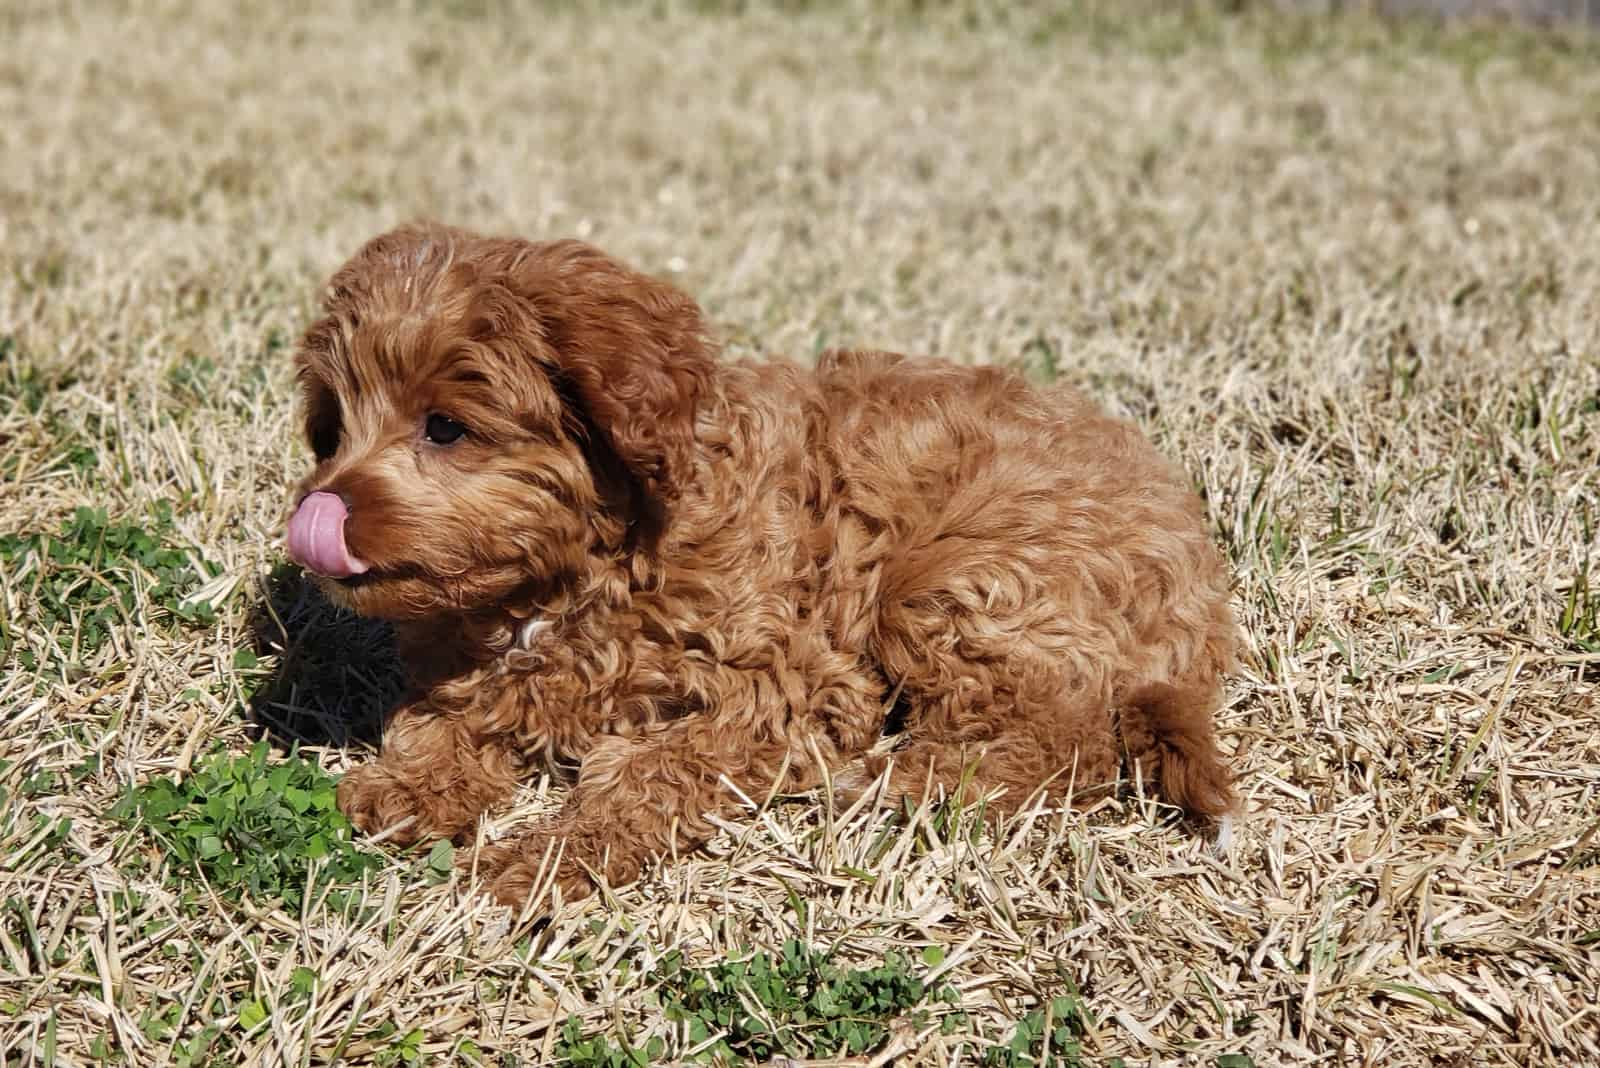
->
3 2 1599 1065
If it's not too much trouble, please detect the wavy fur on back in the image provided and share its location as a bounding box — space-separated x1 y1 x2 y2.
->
291 222 1239 907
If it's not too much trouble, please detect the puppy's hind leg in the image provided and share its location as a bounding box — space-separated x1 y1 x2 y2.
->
1116 679 1236 819
839 669 1122 816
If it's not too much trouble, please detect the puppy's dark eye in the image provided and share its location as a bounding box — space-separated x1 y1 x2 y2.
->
424 413 467 445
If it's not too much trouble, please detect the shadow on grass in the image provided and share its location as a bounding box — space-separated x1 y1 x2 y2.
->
245 562 404 751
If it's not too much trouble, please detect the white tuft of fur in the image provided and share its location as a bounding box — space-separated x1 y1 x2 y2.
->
1212 813 1234 855
517 618 551 650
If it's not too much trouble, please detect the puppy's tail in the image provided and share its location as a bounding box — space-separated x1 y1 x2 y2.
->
1118 680 1236 819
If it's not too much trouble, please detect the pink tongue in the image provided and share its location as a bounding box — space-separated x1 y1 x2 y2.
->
286 492 370 579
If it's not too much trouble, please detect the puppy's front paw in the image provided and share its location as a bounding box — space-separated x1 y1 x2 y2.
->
336 763 428 844
495 851 596 912
831 754 889 806
463 824 640 912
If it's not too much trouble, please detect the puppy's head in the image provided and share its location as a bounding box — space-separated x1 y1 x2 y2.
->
286 223 714 620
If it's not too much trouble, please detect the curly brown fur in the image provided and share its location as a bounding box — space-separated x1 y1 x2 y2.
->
286 221 1240 909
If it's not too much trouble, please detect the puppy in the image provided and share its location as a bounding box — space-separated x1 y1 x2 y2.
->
285 222 1239 907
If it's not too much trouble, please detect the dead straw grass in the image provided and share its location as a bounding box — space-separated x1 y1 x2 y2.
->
2 2 1598 1065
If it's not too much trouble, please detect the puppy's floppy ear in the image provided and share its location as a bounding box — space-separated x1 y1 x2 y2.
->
504 240 715 500
294 318 347 463
299 372 342 462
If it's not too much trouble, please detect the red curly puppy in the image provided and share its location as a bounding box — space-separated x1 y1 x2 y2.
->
285 222 1239 907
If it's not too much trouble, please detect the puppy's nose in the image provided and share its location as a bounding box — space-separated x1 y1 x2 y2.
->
286 491 371 579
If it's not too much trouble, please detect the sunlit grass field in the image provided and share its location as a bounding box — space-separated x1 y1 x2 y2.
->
2 2 1598 1064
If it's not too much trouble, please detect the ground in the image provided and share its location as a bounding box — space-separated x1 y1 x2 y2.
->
1 2 1598 1066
